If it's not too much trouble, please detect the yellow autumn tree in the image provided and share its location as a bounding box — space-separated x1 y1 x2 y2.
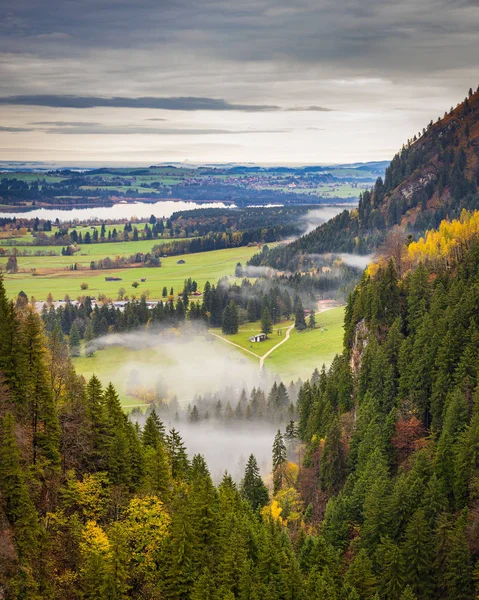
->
122 496 170 584
79 520 111 599
262 499 283 525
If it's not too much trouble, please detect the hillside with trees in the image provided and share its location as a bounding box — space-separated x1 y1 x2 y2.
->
255 85 479 270
2 205 479 597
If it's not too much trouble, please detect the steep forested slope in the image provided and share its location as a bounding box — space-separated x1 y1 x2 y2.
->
295 210 479 599
2 211 479 599
255 85 479 270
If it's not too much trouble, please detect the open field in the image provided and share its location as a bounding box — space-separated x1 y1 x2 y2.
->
1 244 270 300
264 306 345 381
210 319 295 357
72 332 257 410
0 237 180 257
73 345 172 409
71 308 345 407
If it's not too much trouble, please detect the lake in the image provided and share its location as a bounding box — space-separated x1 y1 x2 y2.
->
0 200 232 222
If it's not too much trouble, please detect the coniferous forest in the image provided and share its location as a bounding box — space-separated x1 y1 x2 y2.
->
2 202 479 598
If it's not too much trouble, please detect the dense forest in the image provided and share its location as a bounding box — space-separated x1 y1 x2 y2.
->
39 266 357 349
255 86 479 270
2 204 479 597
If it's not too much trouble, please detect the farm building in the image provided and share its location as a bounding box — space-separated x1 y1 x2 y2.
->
177 259 186 264
249 333 267 343
105 276 122 281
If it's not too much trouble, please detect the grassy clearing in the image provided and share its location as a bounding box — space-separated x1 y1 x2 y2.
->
264 307 345 381
1 245 268 300
73 345 166 409
71 309 345 408
72 332 257 410
211 319 294 357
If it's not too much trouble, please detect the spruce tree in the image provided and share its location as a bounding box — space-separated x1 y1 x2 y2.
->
241 454 269 510
166 428 189 480
272 430 287 494
261 307 273 337
294 299 307 331
103 383 132 486
143 442 171 500
142 409 166 448
376 536 405 600
20 310 60 466
402 508 435 599
222 300 239 335
0 412 41 560
320 416 345 493
69 322 81 357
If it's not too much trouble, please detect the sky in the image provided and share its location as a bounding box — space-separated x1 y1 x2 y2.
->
1 0 479 165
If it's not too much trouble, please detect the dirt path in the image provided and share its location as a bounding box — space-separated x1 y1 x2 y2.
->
259 322 295 370
210 333 261 359
212 305 343 371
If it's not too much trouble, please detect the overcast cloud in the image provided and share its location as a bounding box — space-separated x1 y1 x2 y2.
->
1 0 478 163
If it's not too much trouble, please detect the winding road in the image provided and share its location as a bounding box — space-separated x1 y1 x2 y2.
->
211 305 340 371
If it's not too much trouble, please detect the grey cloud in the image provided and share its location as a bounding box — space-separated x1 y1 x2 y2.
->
0 95 281 112
1 0 479 78
30 121 100 126
0 125 30 132
41 125 288 135
287 106 333 112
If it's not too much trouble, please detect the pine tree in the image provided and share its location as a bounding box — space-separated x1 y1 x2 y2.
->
0 412 41 560
166 428 189 480
294 299 307 331
142 409 166 448
69 322 81 357
272 430 287 494
222 300 239 334
308 311 316 329
320 416 345 493
241 454 269 510
261 307 273 337
402 508 435 599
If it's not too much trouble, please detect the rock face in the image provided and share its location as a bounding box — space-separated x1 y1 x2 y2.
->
349 318 368 377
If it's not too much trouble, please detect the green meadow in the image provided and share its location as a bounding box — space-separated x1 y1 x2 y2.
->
210 320 295 357
1 244 268 300
263 306 345 381
71 308 346 408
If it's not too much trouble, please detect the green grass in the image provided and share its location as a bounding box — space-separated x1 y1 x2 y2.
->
73 346 163 408
211 320 294 357
72 332 256 409
264 307 345 381
71 308 345 407
1 245 269 300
